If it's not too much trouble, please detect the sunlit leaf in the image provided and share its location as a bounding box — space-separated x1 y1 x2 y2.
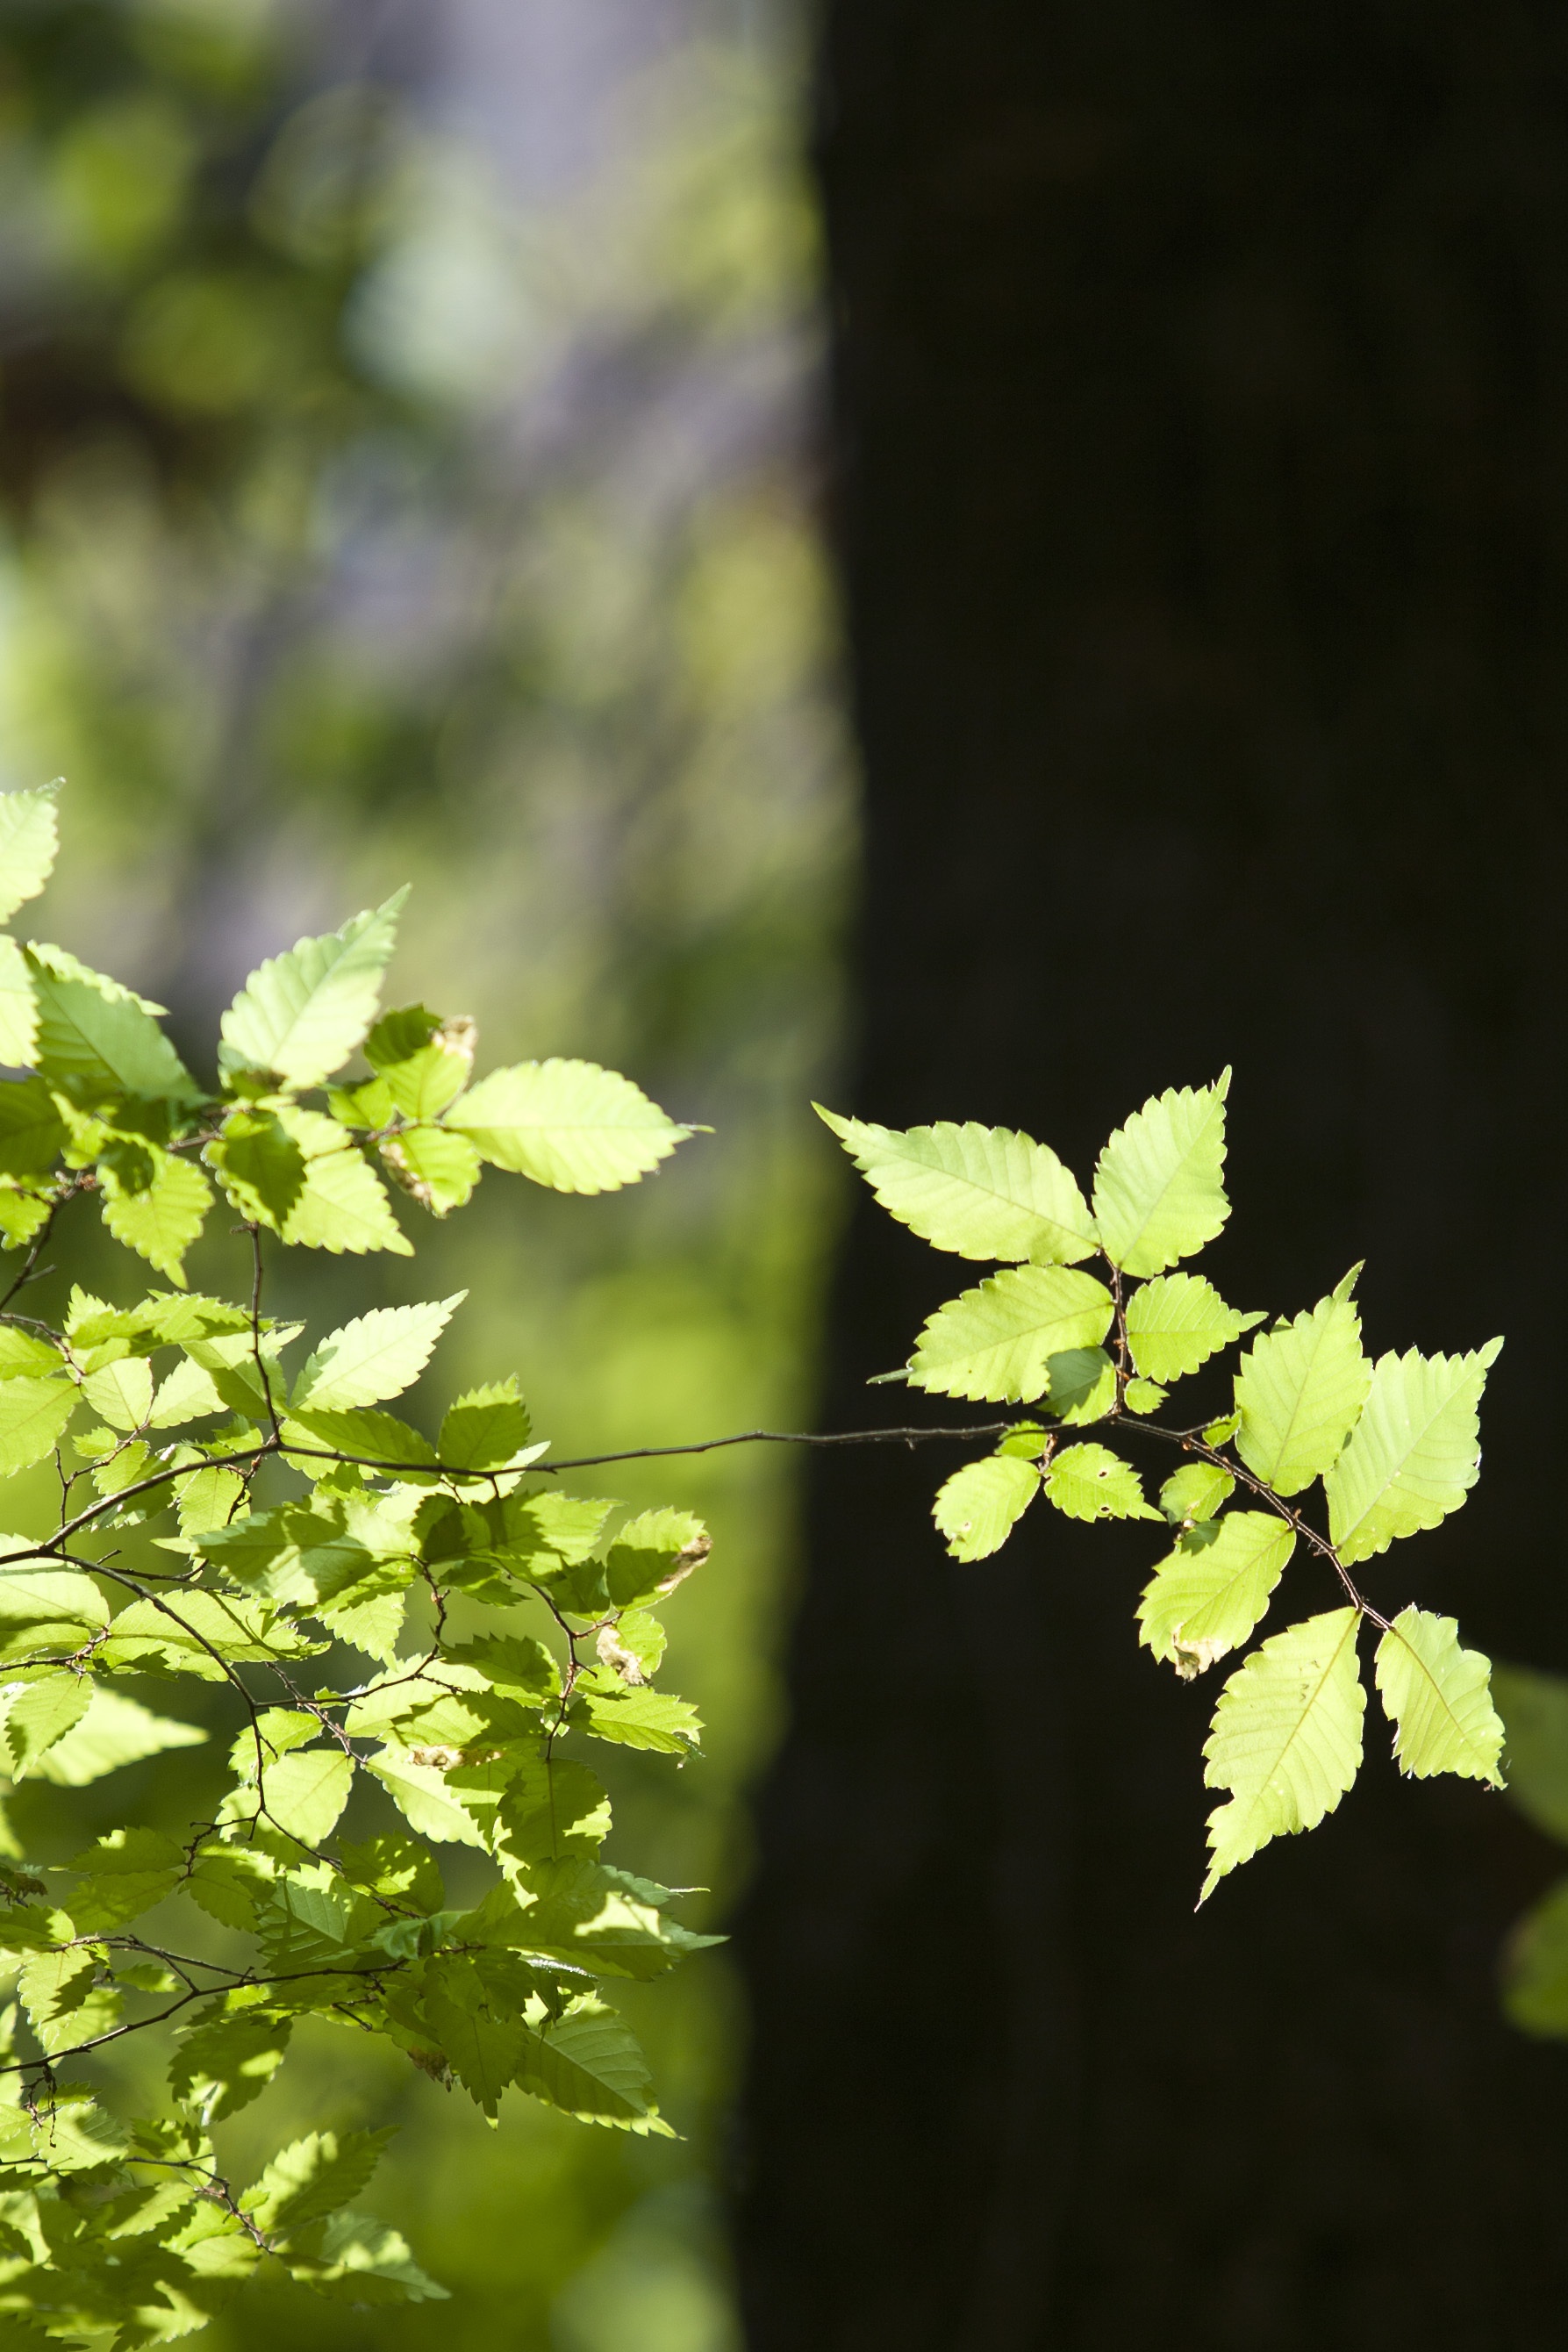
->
1201 1608 1364 1899
446 1058 691 1194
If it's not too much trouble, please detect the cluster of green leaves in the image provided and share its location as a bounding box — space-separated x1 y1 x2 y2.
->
0 788 714 2344
821 1076 1508 1901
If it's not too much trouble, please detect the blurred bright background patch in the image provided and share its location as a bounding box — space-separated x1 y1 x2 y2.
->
0 0 849 2341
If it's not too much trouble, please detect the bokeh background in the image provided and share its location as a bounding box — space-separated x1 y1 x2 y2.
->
0 1 847 2344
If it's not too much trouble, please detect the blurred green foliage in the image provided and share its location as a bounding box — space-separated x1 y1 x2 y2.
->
0 0 847 2341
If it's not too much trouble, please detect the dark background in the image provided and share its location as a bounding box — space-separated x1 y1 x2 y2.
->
739 4 1568 2345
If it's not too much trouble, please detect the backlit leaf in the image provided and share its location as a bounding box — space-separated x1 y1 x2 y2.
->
1092 1072 1231 1277
1138 1510 1294 1677
1201 1607 1364 1899
439 1379 531 1471
1042 1443 1160 1522
99 1150 211 1284
1234 1270 1371 1496
446 1058 690 1194
815 1108 1096 1263
932 1454 1040 1560
906 1265 1113 1402
1325 1340 1502 1564
365 1005 474 1120
171 2009 292 2123
0 783 60 923
25 943 197 1103
219 894 406 1089
275 1107 412 1256
294 1294 463 1409
4 1673 92 1776
1374 1607 1504 1785
0 1374 78 1474
1125 1272 1262 1384
381 1123 481 1215
517 2001 669 2133
34 1687 204 1786
1158 1461 1235 1525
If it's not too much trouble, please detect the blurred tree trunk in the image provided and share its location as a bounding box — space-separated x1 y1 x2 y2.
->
736 4 1568 2346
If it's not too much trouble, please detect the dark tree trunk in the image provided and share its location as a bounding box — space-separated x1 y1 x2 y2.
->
735 5 1568 2347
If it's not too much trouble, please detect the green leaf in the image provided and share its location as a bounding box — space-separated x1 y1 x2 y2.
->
1042 1443 1161 1522
572 1678 702 1755
932 1455 1040 1560
1493 1666 1568 1843
517 2000 669 2133
0 782 60 923
252 1748 354 1846
496 1755 612 1866
365 1005 475 1119
0 1074 67 1178
603 1509 710 1610
283 1407 438 1476
81 1353 154 1431
1042 1345 1116 1424
1200 1607 1364 1899
1138 1511 1294 1677
815 1108 1096 1264
28 2086 130 2170
381 1123 482 1215
446 1058 691 1194
1092 1073 1231 1277
171 2008 292 2123
1325 1340 1502 1564
243 2127 393 2235
1158 1462 1235 1525
0 936 34 1064
906 1265 1114 1402
0 1564 109 1657
5 1674 91 1775
0 1323 61 1377
439 1380 531 1471
1502 1875 1568 2038
0 1373 77 1472
176 1463 247 1536
33 1686 204 1786
149 1357 226 1427
205 1108 306 1230
283 2209 447 2304
67 1826 183 1931
1124 1378 1168 1414
0 1185 51 1249
365 1751 489 1849
1125 1272 1262 1383
219 894 406 1090
424 1957 529 2119
1374 1607 1504 1785
1233 1272 1371 1496
99 1150 211 1284
294 1294 464 1410
20 1945 104 2055
319 1588 405 1665
25 943 198 1103
274 1106 413 1256
100 1591 324 1679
